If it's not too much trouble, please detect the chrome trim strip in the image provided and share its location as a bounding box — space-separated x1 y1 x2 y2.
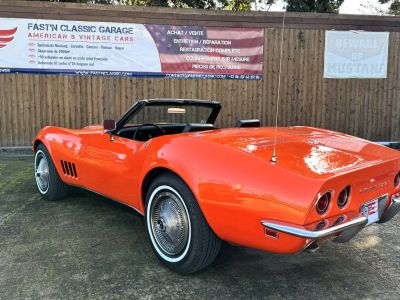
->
261 215 368 239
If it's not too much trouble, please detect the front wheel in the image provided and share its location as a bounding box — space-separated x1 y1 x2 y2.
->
34 144 69 201
145 173 221 274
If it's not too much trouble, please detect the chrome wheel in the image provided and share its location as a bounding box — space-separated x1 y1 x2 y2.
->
147 185 191 262
35 150 50 194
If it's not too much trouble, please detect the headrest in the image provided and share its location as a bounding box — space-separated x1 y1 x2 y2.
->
183 123 214 133
235 119 261 128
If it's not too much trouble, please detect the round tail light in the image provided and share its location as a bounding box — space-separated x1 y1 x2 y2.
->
337 186 351 209
316 192 331 215
395 172 400 188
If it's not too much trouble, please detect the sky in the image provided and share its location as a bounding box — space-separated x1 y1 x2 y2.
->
262 0 391 15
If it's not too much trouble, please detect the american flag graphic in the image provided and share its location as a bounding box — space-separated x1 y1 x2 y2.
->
145 25 263 76
0 26 18 49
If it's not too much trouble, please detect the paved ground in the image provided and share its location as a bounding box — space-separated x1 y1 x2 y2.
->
1 157 400 300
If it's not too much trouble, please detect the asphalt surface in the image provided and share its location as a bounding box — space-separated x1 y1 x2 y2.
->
1 157 400 299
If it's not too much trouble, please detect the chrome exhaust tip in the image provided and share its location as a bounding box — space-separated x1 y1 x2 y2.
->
305 241 320 253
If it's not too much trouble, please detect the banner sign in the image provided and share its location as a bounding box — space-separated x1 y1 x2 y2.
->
324 31 389 79
0 18 264 80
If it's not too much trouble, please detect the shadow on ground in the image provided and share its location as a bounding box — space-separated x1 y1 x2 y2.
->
0 157 399 299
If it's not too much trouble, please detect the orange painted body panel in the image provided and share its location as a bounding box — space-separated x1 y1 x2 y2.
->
34 125 400 254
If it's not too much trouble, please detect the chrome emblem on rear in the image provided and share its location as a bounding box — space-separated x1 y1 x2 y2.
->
359 180 389 193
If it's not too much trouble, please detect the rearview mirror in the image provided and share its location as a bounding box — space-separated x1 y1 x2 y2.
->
167 108 186 114
103 119 116 131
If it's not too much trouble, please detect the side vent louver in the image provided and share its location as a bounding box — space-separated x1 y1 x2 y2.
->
60 160 78 178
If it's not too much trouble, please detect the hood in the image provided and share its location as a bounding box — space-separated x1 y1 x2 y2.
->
195 126 400 180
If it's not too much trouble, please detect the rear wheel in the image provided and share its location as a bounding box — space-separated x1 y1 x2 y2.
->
34 144 69 200
145 173 221 274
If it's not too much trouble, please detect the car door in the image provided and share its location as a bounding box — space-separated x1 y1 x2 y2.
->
77 129 143 207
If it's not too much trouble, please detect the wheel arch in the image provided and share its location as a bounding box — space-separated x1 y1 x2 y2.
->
32 129 72 185
140 167 188 212
33 128 54 156
33 138 55 158
33 139 44 151
33 138 57 161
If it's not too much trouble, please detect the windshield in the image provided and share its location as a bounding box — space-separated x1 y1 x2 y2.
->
124 103 216 126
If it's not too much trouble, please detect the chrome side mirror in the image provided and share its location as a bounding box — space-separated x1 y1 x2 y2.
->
103 119 116 141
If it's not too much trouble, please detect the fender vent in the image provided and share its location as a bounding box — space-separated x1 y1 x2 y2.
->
60 160 78 178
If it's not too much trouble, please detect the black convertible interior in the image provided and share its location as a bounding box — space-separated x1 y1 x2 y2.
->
112 99 261 142
116 119 261 142
116 123 215 142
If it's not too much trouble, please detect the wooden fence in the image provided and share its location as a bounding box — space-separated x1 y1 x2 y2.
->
0 1 400 146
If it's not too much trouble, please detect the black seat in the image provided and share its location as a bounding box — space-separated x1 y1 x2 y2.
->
235 119 261 128
182 123 214 133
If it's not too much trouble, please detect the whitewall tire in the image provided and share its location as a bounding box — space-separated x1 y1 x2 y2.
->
145 172 221 274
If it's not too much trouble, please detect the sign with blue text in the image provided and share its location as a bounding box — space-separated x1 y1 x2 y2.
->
324 31 389 79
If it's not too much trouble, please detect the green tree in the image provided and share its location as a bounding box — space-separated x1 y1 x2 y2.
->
48 0 168 5
225 0 252 10
47 0 235 9
379 0 400 15
46 0 276 11
284 0 344 13
168 0 221 9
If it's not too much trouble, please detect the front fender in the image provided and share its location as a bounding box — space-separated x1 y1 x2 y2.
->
33 126 82 184
33 126 54 154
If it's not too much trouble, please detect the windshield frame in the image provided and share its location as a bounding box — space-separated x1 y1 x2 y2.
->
115 99 221 131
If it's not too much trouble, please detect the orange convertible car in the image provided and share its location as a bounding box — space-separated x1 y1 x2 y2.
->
33 99 400 274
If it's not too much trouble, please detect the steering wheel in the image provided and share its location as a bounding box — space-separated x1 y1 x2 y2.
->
133 123 166 141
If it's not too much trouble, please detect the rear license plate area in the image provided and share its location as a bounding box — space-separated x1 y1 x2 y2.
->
361 194 388 225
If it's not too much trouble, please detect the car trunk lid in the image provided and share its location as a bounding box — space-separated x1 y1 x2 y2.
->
197 126 400 180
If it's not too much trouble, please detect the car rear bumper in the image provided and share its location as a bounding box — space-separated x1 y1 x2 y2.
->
261 215 367 240
261 193 400 242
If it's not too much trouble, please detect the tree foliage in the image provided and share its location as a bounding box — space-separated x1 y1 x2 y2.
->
48 0 167 6
45 0 345 13
284 0 344 13
379 0 400 15
47 0 254 9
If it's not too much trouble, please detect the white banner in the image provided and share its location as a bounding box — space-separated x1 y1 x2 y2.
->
0 18 161 76
324 31 389 79
0 18 263 80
